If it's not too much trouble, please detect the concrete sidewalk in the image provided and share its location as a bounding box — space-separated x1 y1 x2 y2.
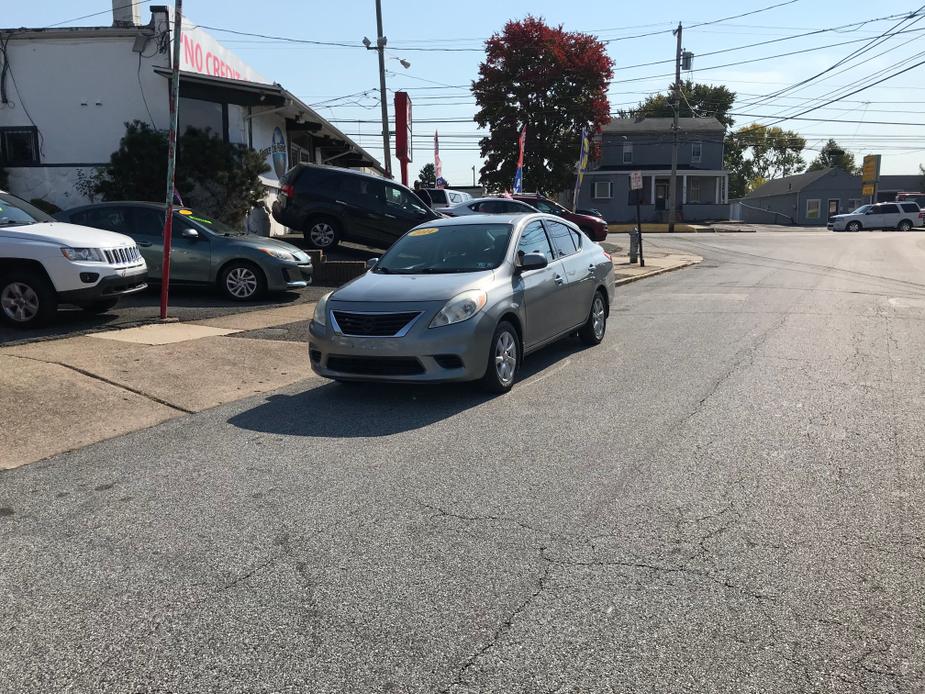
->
2 248 701 469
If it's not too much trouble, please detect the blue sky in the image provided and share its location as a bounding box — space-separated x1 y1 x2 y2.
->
10 1 925 182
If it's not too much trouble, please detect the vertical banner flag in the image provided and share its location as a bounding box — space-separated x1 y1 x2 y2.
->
512 125 527 194
434 131 444 187
572 128 590 209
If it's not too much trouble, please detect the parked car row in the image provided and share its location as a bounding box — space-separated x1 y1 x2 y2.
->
828 201 924 232
272 163 610 250
1 189 313 327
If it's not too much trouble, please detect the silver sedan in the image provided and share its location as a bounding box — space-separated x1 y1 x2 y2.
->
444 197 539 217
308 213 615 393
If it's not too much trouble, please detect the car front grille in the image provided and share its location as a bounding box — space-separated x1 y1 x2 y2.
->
332 311 420 337
103 246 142 266
326 355 424 376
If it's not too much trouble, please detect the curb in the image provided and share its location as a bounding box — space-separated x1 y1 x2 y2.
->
614 260 698 286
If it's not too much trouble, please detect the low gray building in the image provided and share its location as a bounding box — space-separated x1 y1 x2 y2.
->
735 168 863 225
576 117 729 223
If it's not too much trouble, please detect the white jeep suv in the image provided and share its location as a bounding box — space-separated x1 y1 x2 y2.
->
0 191 147 327
828 202 924 232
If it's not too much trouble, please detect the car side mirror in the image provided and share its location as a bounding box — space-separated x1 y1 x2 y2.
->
516 252 548 272
366 257 379 270
180 228 199 239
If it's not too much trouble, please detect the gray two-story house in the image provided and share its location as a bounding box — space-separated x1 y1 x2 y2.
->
576 117 729 223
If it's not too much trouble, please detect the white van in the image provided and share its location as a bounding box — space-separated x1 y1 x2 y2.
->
422 188 472 212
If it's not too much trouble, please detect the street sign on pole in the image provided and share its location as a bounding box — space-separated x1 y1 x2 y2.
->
159 0 183 321
631 172 645 267
630 170 643 190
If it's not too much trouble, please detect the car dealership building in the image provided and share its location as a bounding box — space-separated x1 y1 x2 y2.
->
0 3 384 235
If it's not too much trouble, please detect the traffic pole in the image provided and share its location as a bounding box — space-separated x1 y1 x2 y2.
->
159 0 183 321
636 197 645 267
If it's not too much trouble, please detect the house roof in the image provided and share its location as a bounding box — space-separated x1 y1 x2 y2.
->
744 168 843 199
602 117 725 134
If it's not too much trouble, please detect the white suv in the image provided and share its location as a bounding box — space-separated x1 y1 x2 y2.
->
829 202 924 232
0 191 147 327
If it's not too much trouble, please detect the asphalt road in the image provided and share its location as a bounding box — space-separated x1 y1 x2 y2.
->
2 231 924 693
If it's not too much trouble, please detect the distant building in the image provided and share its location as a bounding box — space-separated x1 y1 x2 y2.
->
0 3 384 234
576 117 729 223
734 168 863 225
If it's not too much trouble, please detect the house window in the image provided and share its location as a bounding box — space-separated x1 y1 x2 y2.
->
806 199 821 220
0 127 40 165
622 142 633 164
691 141 702 164
688 178 702 203
593 181 612 199
847 198 861 211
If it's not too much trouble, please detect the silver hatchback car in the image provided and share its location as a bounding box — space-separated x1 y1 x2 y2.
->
308 213 615 392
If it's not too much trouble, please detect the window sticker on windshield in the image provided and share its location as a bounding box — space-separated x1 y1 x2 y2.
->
178 209 193 216
409 227 439 237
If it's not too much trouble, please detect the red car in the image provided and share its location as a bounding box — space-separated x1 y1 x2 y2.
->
512 193 608 241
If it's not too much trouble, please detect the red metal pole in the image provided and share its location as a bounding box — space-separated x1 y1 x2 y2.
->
159 0 183 320
400 158 408 187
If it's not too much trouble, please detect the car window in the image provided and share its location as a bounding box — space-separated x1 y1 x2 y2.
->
569 229 583 249
517 221 554 263
385 184 429 216
133 208 165 236
340 176 385 209
880 204 900 215
376 223 512 274
427 190 448 205
479 200 504 214
70 207 133 235
0 193 56 225
899 202 919 212
448 192 461 204
468 202 482 212
532 199 556 214
545 220 577 258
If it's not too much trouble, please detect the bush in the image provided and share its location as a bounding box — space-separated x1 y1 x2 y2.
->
88 121 270 226
29 198 62 215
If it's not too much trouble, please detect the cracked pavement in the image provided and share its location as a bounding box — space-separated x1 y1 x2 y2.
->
2 231 924 692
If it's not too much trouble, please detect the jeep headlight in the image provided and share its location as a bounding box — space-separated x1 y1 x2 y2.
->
313 291 332 327
429 289 488 328
60 247 104 262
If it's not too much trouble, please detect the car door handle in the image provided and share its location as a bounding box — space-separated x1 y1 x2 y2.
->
335 200 347 205
554 274 565 285
137 241 153 247
384 213 396 219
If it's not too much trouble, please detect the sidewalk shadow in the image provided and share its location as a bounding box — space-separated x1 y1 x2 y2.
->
228 338 586 438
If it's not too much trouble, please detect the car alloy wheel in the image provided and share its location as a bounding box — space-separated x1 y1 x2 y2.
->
899 220 912 231
591 294 606 339
494 330 518 386
1 281 40 323
225 266 259 299
309 221 336 248
847 221 861 232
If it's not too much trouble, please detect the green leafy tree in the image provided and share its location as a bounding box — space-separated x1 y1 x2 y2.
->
417 163 436 186
807 139 859 174
726 124 806 197
89 120 269 225
473 16 613 193
619 81 736 128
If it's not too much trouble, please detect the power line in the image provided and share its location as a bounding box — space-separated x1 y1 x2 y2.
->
43 0 150 28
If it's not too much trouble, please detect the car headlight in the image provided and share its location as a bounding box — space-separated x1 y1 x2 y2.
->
259 247 295 261
429 289 488 328
313 291 332 327
60 247 104 262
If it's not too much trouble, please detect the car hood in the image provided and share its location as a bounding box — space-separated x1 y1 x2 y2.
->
0 222 136 247
333 269 495 303
571 212 605 225
218 233 311 260
831 214 857 220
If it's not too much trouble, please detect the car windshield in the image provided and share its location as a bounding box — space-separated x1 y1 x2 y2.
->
851 205 872 214
375 223 512 274
532 199 566 215
177 209 245 235
0 193 56 226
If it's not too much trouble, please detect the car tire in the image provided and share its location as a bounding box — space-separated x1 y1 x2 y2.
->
898 219 913 231
846 221 861 232
304 217 340 250
0 270 58 327
579 290 608 346
219 261 267 301
81 298 119 314
480 320 520 394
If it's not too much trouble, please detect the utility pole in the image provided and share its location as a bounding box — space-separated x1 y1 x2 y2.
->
159 0 183 320
667 22 682 233
375 0 392 177
472 165 476 186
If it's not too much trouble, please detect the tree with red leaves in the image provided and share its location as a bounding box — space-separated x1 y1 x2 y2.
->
473 16 613 195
